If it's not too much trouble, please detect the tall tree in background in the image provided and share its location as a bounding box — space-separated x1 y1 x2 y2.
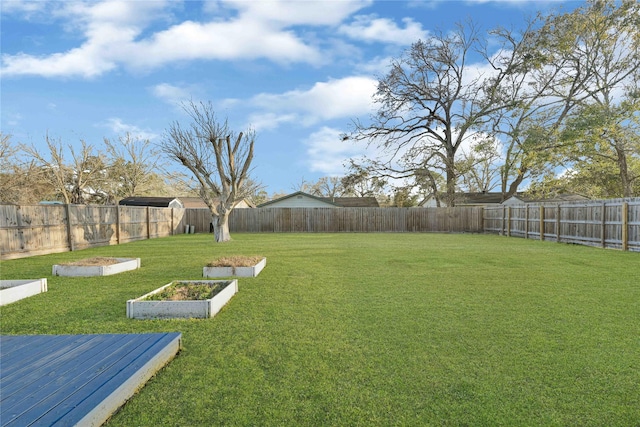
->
103 133 164 202
557 0 640 197
24 136 106 204
160 101 258 242
341 168 387 198
456 136 502 193
346 22 534 206
309 176 345 198
492 0 639 199
0 134 56 204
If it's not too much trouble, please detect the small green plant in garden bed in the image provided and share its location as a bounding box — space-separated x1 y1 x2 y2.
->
143 281 228 301
206 255 263 267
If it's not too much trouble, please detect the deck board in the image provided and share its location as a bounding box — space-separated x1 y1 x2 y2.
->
0 333 181 427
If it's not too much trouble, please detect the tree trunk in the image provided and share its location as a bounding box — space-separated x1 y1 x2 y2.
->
614 142 632 198
212 211 231 242
445 162 456 207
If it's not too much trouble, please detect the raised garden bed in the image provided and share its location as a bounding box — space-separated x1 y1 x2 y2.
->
126 280 238 319
0 279 48 306
203 256 266 278
52 257 141 277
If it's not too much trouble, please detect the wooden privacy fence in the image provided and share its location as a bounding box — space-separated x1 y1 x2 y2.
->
228 207 483 233
2 199 638 259
483 198 640 252
1 204 189 260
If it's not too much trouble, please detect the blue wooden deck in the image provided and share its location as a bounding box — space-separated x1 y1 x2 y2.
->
0 333 181 427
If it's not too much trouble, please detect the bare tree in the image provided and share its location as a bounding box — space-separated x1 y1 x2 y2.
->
103 133 164 202
290 176 312 193
0 134 61 204
160 101 257 242
347 21 532 206
24 136 106 204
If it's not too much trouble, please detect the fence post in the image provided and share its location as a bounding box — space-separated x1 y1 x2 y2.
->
556 204 561 243
146 206 151 240
539 205 545 241
622 202 629 251
524 205 529 239
601 202 606 248
115 204 121 245
65 204 74 251
171 208 175 236
501 206 506 236
506 206 511 237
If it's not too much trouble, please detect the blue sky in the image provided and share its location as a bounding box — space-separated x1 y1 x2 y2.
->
1 0 582 195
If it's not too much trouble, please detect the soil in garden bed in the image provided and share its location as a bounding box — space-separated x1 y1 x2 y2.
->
206 256 263 268
144 281 229 301
62 257 120 266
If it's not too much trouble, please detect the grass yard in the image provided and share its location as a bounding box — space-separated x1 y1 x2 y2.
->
1 233 638 426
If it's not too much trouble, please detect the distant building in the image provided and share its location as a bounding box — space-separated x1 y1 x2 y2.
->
419 192 504 207
501 193 589 206
419 191 590 207
118 196 255 209
118 197 184 209
258 191 380 208
178 196 255 209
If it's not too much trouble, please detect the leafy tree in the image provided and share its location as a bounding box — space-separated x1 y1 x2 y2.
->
559 99 640 197
392 186 418 207
341 165 388 198
492 0 639 199
456 136 502 193
160 101 259 242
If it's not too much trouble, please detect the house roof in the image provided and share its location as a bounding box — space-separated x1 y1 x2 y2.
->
258 191 340 208
118 197 180 207
258 192 380 208
179 196 256 209
504 193 589 204
418 192 505 206
177 197 209 209
319 196 380 207
454 192 504 205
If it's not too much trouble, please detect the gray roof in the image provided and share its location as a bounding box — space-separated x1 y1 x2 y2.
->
319 196 380 207
118 197 179 207
258 192 379 208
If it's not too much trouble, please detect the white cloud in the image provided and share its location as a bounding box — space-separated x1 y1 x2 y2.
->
355 55 394 75
1 0 374 78
151 83 195 106
248 76 378 128
304 127 366 175
339 15 428 45
125 19 322 70
225 0 372 26
102 118 159 141
247 112 298 132
1 0 169 78
1 0 47 15
5 113 23 127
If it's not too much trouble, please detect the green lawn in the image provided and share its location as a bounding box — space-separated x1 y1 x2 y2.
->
1 233 638 426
